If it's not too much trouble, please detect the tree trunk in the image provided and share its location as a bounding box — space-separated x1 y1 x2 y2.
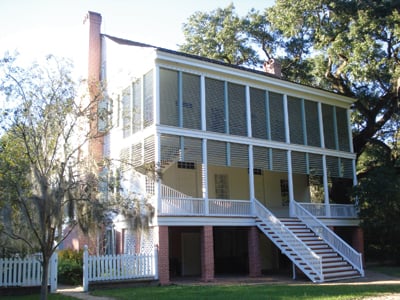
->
40 256 50 300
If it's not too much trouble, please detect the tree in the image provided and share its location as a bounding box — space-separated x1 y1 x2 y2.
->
180 1 400 159
0 53 109 300
180 4 259 66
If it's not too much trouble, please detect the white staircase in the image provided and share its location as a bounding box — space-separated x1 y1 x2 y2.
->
254 200 363 283
280 218 362 281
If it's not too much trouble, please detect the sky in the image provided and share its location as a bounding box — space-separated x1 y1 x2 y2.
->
0 0 274 76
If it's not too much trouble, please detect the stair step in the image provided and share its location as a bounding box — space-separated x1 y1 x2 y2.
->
323 270 360 279
323 265 354 273
323 261 348 268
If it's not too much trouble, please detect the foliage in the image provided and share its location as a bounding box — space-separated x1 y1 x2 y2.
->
0 53 109 300
92 284 400 300
355 164 400 263
57 249 83 285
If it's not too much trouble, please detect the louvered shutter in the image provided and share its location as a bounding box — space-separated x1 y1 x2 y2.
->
144 135 155 164
159 68 179 126
271 148 287 172
322 104 336 149
292 151 307 174
253 146 271 170
336 107 350 151
228 83 247 136
304 100 320 147
269 92 285 142
250 87 267 139
208 140 227 166
206 78 226 133
182 72 201 130
308 153 323 176
230 143 249 168
122 87 131 138
288 96 304 145
131 142 143 167
132 79 142 133
183 137 202 163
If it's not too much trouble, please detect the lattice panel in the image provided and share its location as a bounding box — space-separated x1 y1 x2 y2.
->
336 107 350 152
250 87 267 139
159 68 179 126
182 72 201 130
269 92 285 142
304 100 321 147
288 96 305 145
228 82 247 136
124 228 155 254
206 77 225 133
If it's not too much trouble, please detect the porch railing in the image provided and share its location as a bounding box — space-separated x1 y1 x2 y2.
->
159 197 251 216
299 203 357 218
292 201 364 277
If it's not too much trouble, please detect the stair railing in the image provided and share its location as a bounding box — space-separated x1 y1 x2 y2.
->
292 201 364 277
255 199 323 282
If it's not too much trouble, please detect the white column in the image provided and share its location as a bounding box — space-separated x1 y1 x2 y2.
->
202 139 209 215
155 132 162 216
288 150 295 217
246 85 255 214
322 155 331 217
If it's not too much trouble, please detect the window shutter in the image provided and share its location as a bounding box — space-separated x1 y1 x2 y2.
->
230 143 249 168
132 79 142 133
206 78 225 133
292 151 307 174
304 100 320 147
183 137 202 163
253 146 271 170
336 107 350 151
271 148 287 172
182 72 201 130
144 135 155 164
159 68 179 126
322 104 336 149
228 82 247 136
250 87 267 139
308 153 323 176
208 140 227 166
143 70 153 128
288 96 304 145
269 92 285 142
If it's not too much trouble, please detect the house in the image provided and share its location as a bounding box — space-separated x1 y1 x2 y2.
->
84 11 364 284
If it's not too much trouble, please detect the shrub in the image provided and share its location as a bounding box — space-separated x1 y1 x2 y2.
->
57 249 83 285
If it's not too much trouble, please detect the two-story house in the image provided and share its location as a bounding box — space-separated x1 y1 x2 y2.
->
85 11 364 284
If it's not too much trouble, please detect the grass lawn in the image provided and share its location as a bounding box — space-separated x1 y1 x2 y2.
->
92 284 400 300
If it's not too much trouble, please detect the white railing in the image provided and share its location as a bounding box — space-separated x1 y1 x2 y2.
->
161 184 192 199
209 199 251 216
160 198 204 215
299 203 357 218
83 245 158 292
292 201 364 277
0 252 58 292
255 199 323 282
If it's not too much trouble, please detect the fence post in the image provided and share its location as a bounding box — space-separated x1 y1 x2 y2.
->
83 245 89 292
154 245 159 280
49 251 58 293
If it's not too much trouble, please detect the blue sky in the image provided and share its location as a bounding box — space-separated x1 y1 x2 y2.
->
0 0 274 74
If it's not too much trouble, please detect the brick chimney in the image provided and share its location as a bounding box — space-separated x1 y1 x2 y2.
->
84 11 104 166
263 59 282 78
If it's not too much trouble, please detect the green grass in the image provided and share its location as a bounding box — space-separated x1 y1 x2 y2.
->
368 265 400 277
92 284 400 300
0 294 74 300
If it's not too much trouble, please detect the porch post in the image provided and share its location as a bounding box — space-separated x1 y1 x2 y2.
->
322 155 331 217
155 132 162 216
158 226 170 285
248 226 262 277
246 85 255 215
201 226 214 282
201 76 209 215
287 150 295 217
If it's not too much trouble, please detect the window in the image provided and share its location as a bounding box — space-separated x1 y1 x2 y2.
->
178 161 195 169
215 174 229 199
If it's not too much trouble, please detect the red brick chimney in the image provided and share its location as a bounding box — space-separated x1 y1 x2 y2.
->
84 11 104 166
263 59 282 78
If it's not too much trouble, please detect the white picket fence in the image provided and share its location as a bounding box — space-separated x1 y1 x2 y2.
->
83 245 158 292
0 252 58 292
